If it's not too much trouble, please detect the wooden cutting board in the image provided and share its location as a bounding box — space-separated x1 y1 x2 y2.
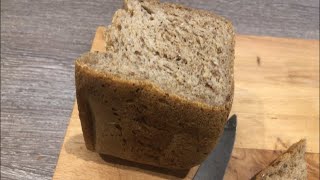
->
53 27 319 180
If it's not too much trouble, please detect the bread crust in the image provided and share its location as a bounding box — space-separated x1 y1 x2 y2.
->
75 52 233 169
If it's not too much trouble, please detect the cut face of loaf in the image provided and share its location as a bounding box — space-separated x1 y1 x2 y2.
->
98 0 234 106
75 0 235 169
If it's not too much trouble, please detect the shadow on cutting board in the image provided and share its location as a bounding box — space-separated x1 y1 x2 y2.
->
99 154 189 178
64 134 191 179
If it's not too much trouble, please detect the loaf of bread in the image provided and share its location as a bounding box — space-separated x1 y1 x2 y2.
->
252 139 307 180
75 0 234 169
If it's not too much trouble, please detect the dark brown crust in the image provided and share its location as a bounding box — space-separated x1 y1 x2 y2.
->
75 53 233 169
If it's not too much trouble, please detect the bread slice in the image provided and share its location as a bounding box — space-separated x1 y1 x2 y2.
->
252 139 307 180
75 0 234 169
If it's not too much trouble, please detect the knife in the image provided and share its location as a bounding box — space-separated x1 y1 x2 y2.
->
193 114 237 180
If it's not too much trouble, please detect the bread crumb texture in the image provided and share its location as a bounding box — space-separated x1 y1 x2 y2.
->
253 139 307 180
88 0 234 106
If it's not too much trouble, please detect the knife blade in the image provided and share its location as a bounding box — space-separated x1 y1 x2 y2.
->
193 114 237 180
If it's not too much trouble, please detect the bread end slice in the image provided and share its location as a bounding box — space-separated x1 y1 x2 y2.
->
252 139 307 180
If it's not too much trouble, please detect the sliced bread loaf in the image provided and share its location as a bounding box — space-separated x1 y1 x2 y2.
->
252 139 307 180
75 0 234 169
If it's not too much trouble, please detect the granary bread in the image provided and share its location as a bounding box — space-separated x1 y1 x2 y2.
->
252 139 307 180
75 0 235 169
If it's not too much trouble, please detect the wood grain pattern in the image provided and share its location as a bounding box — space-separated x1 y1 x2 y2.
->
53 27 319 180
232 36 319 153
1 0 319 179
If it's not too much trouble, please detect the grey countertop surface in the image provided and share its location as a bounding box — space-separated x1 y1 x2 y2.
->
1 0 319 179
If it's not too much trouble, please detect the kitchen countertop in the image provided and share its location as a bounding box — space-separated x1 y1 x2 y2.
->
1 0 319 179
